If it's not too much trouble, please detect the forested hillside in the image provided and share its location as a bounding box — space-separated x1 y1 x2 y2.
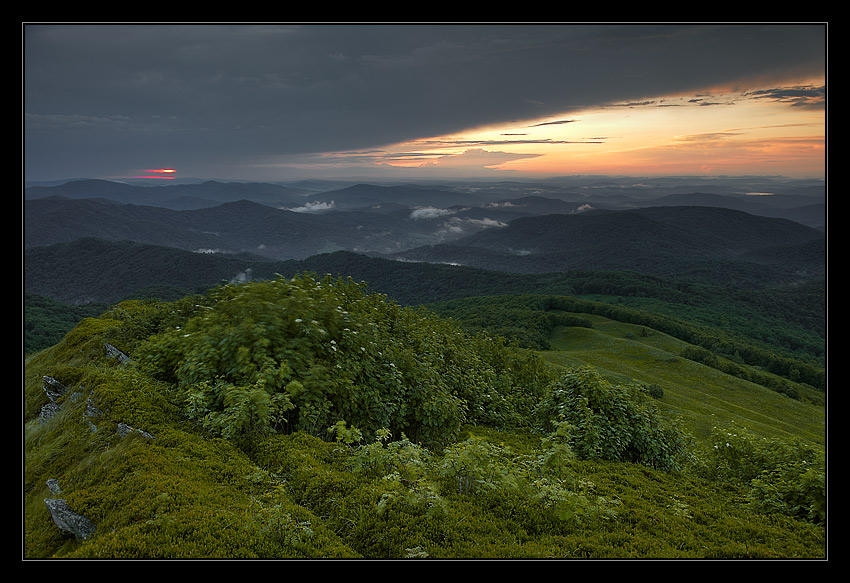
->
26 240 825 399
387 207 824 275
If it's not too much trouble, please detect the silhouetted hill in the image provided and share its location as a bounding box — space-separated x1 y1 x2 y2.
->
24 178 313 210
640 192 825 228
483 195 600 215
24 197 408 259
387 206 824 276
27 238 578 306
25 176 825 227
25 179 142 201
24 196 204 250
24 238 265 305
26 196 825 294
23 195 526 259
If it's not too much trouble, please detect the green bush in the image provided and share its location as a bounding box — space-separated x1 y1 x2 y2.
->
328 422 619 536
533 367 690 473
748 455 826 525
693 424 825 525
137 274 553 448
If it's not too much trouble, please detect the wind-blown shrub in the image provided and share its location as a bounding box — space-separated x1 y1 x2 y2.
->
138 274 552 448
330 422 618 530
533 367 690 472
695 424 825 524
747 454 826 525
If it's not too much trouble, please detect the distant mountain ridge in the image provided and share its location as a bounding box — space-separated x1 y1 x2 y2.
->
24 196 425 259
24 178 315 211
25 184 825 274
385 206 825 275
24 177 825 228
640 191 825 228
26 201 825 308
23 178 486 212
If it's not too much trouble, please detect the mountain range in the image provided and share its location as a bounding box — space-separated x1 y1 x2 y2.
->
24 176 825 315
25 177 824 281
387 205 825 276
25 175 825 223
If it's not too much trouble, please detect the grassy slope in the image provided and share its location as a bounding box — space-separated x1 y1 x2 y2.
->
540 315 825 445
23 298 826 559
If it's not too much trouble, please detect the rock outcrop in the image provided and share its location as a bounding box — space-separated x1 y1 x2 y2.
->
43 497 96 542
105 343 131 364
38 343 155 542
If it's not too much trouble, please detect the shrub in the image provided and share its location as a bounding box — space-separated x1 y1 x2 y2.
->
694 424 825 524
332 422 618 533
137 274 552 448
533 367 690 472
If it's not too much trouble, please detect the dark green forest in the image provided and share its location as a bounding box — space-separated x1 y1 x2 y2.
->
26 242 825 402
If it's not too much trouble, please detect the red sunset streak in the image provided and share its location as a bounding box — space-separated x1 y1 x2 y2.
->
131 169 177 179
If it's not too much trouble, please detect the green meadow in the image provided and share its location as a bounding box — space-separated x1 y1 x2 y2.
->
542 315 825 446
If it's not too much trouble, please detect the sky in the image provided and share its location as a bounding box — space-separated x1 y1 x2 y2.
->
23 23 826 184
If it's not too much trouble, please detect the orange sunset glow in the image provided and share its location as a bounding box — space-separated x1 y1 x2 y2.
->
364 80 825 179
132 169 177 179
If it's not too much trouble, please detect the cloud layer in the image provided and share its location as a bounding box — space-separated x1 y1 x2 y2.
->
24 23 825 181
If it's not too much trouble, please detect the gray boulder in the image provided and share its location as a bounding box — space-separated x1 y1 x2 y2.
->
117 422 155 440
43 498 96 541
105 343 131 364
40 376 69 422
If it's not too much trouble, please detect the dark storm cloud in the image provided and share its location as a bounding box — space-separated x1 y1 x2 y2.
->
23 23 825 180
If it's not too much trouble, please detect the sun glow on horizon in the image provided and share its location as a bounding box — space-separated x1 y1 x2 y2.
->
354 80 826 179
129 168 178 179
